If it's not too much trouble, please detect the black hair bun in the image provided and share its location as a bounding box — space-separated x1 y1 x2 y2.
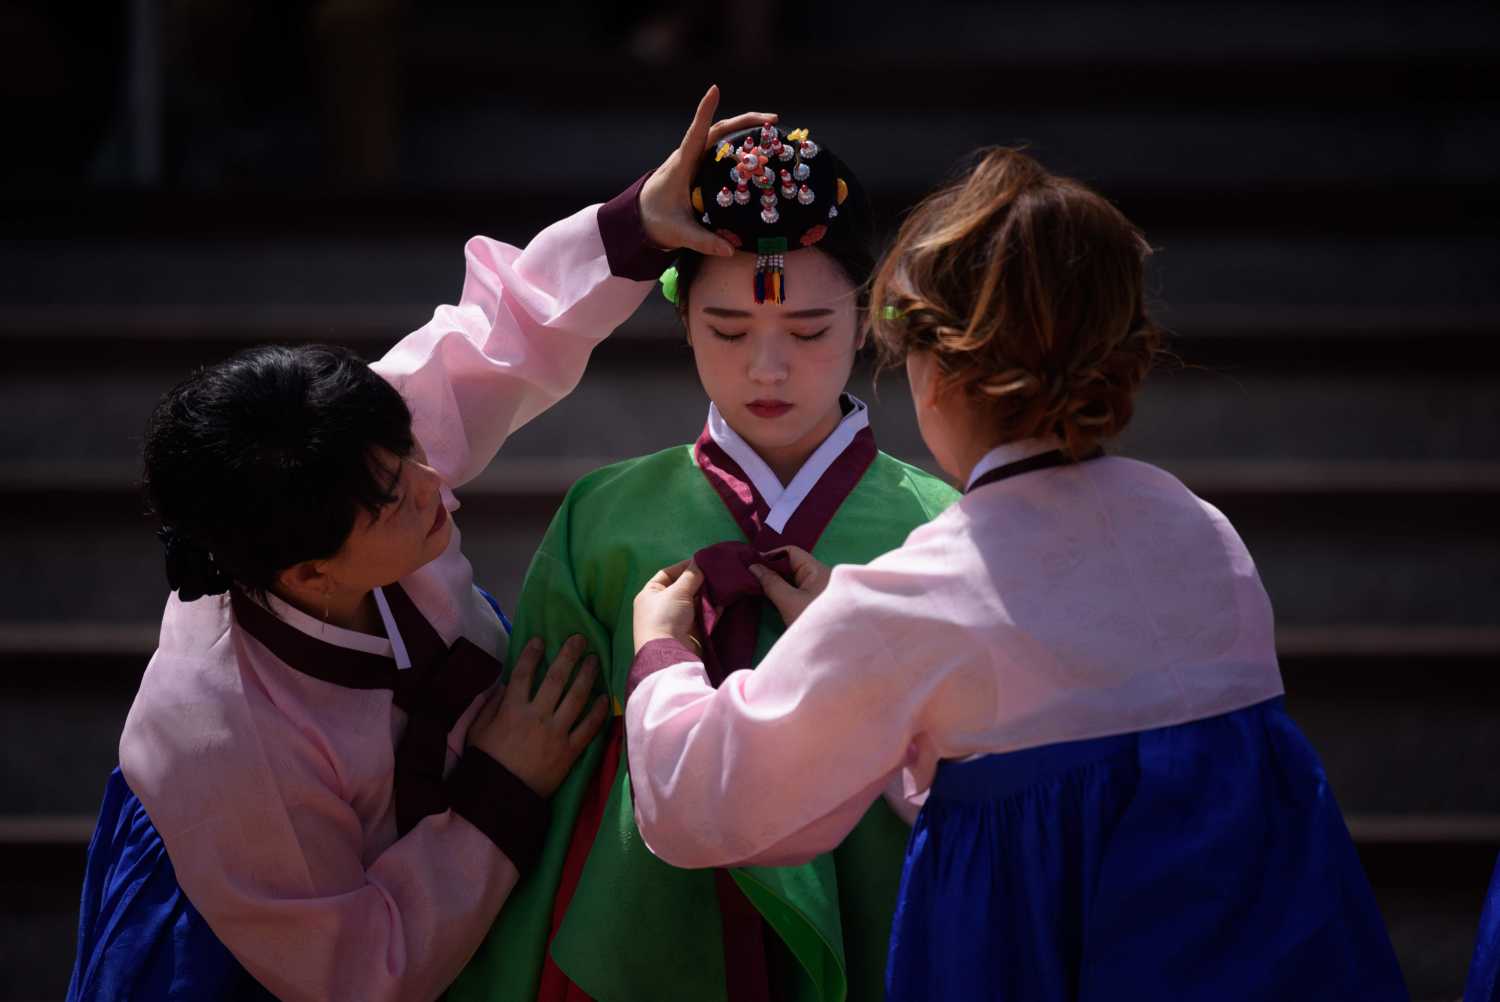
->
690 124 866 256
157 526 231 602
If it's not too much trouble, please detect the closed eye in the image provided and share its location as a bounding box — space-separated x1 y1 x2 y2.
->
708 326 747 342
791 327 830 341
381 462 407 521
381 491 407 523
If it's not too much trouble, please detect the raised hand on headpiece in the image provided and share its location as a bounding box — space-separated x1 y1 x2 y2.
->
640 85 776 258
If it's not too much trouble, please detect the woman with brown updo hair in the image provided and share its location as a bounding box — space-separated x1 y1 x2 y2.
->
626 148 1408 1000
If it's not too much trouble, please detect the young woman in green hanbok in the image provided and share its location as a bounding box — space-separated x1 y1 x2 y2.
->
451 125 957 1002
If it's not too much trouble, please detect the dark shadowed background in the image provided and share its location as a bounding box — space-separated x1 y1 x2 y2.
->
1 1 1498 998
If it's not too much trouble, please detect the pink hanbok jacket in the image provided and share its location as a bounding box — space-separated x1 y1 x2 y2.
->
625 438 1287 870
119 182 669 1002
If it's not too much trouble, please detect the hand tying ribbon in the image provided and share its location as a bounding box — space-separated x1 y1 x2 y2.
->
689 542 794 686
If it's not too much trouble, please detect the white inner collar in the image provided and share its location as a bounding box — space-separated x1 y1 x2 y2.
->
371 587 413 670
706 394 870 534
964 436 1067 492
262 587 409 667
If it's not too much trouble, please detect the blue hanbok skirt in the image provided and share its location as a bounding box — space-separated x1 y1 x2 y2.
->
1466 854 1500 1002
67 768 273 1002
887 696 1409 1001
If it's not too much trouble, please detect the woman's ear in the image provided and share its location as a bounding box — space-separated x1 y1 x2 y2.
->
919 375 945 411
277 559 332 603
905 348 939 408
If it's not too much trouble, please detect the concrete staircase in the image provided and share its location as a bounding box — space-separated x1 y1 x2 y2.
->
3 2 1498 998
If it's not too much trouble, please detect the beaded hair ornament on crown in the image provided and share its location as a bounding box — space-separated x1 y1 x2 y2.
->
665 123 855 306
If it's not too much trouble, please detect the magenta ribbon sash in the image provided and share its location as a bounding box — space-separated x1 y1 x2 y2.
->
684 417 877 1002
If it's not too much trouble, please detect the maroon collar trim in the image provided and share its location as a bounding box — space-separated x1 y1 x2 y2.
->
233 583 505 838
693 418 877 552
776 425 876 549
965 447 1104 495
379 580 452 668
694 433 771 543
231 587 398 690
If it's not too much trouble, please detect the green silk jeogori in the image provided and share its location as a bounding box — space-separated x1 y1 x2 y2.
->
448 443 957 1002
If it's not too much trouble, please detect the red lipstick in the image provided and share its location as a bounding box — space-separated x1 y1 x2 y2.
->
746 399 793 419
427 504 448 538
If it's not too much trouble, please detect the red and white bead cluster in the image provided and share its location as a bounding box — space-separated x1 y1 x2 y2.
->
714 126 818 226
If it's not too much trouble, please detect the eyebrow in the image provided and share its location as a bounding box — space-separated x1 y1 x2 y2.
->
701 306 837 319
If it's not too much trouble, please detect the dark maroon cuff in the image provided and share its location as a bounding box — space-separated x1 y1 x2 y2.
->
625 637 701 704
445 751 549 876
598 170 677 281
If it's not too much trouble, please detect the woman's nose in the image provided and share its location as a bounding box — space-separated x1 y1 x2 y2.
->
747 337 789 383
414 461 442 506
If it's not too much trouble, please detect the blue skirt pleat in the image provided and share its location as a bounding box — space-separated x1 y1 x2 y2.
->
1465 853 1500 1002
887 697 1409 1002
67 768 271 1002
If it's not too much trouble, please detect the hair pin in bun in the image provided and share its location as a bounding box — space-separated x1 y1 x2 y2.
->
689 124 864 305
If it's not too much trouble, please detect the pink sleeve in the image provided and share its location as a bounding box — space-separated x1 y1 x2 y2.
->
371 199 656 489
121 675 532 1001
624 544 994 870
174 798 517 1002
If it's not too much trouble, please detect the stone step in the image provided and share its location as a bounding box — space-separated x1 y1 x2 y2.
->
1283 655 1500 817
3 333 1499 475
3 229 1497 314
394 105 1500 198
6 622 1494 663
9 812 1498 851
17 40 1499 205
0 818 1490 1001
18 84 1500 213
7 183 1495 244
5 306 1496 366
8 622 1496 663
2 623 1496 818
11 457 1500 498
2 614 1494 1001
3 629 1497 997
1 459 1496 628
1381 884 1494 1000
403 5 1500 66
408 56 1500 121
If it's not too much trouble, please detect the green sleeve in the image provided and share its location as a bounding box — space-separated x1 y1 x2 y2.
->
904 464 960 519
448 485 612 1002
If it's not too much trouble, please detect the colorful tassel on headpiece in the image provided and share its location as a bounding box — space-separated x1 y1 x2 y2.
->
755 237 787 304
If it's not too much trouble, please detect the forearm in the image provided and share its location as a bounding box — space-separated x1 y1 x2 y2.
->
624 550 977 869
372 178 669 488
624 640 894 869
